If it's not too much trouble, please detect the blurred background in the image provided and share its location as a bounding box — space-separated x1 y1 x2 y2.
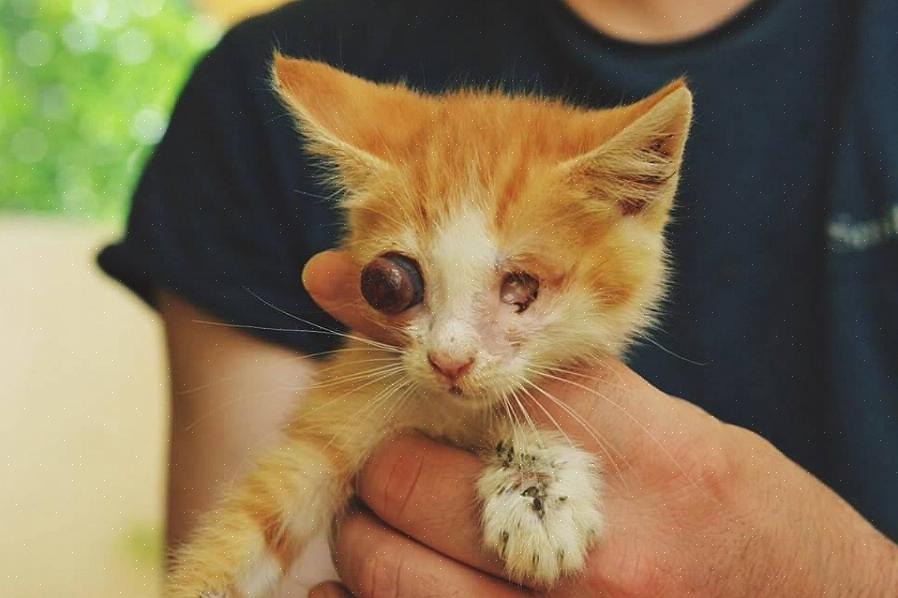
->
1 1 285 595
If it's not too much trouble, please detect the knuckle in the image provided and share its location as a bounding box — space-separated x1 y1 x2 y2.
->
676 423 769 506
690 446 741 502
584 548 670 597
332 510 367 563
357 550 403 598
365 438 426 523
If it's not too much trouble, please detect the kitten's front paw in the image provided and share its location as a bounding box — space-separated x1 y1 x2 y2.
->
478 433 604 586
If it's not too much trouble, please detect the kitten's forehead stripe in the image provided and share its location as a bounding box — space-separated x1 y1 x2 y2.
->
430 205 497 313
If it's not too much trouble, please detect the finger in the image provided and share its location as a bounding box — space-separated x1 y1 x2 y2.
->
356 433 507 578
302 250 409 343
333 508 531 598
308 581 353 598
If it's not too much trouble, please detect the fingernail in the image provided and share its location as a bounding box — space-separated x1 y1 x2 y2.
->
308 585 334 598
310 582 351 598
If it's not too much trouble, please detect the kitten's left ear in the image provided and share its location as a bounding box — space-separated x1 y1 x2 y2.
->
560 80 693 225
272 54 428 189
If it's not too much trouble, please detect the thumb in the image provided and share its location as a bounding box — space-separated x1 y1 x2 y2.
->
309 581 353 598
527 360 718 470
302 250 408 344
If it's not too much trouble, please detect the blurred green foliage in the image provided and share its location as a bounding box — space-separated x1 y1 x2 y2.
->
0 0 221 220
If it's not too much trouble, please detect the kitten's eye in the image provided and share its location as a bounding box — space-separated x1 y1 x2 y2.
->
501 272 539 313
360 253 424 314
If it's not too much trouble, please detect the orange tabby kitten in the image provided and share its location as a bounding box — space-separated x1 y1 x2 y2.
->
166 55 692 597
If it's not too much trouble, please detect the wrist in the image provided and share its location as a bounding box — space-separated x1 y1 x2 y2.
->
735 435 898 596
854 531 898 597
719 434 898 598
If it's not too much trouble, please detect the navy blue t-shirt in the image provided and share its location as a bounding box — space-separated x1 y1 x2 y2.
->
99 0 898 540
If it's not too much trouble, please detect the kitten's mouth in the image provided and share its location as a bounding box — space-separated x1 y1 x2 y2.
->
448 385 463 396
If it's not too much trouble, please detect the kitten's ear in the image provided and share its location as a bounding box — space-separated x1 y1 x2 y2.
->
559 80 693 225
272 54 425 188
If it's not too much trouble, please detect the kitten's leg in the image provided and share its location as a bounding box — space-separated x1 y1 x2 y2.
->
165 435 352 598
477 428 604 586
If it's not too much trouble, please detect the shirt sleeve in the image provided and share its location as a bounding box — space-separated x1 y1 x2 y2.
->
97 17 346 356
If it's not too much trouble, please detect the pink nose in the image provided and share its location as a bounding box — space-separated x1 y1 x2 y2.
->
427 352 475 382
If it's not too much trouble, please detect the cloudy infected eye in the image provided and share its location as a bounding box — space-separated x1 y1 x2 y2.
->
360 253 424 314
501 271 539 313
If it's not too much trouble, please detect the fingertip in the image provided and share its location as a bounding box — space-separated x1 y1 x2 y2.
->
302 250 356 302
309 581 353 598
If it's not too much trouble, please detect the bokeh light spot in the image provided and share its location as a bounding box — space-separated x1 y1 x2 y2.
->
133 0 165 19
131 108 167 145
11 0 39 18
73 0 109 24
2 0 219 218
116 29 154 65
42 87 71 121
99 3 132 30
62 21 101 55
17 31 55 67
187 15 223 48
11 129 50 164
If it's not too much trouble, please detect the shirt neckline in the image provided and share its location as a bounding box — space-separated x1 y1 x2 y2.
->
546 0 781 56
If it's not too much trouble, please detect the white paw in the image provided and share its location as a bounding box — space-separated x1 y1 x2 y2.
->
477 431 604 586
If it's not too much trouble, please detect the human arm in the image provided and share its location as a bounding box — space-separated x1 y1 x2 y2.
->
160 290 345 597
300 250 898 598
158 290 318 550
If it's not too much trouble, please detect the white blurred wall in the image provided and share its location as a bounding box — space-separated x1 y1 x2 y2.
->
195 0 288 24
0 216 167 597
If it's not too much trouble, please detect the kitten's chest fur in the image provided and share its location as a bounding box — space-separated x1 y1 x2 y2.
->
403 396 500 450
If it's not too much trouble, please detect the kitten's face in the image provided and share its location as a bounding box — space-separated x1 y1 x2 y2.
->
275 57 692 408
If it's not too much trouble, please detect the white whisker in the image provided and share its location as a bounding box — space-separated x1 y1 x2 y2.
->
526 367 698 491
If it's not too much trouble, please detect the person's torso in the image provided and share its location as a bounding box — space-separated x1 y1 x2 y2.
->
231 0 898 538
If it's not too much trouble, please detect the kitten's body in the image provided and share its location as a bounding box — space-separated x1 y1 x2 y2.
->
167 57 691 597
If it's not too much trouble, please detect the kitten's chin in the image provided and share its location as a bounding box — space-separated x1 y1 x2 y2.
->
418 381 504 411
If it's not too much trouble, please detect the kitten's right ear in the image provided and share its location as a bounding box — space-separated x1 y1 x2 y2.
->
272 54 426 189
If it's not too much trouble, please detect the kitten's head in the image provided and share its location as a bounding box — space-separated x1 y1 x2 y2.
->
274 56 692 408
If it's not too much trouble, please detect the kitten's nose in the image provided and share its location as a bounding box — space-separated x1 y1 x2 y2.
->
427 352 475 382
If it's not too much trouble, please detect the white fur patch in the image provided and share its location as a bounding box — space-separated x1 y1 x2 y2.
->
429 205 497 313
234 550 282 598
424 206 498 362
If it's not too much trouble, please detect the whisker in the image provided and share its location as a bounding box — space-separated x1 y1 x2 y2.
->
314 357 403 373
296 368 408 420
501 393 524 438
642 338 708 366
299 365 407 391
516 382 574 447
243 290 403 353
508 387 539 439
526 367 699 491
318 377 414 453
519 377 630 488
182 362 405 433
538 363 626 390
193 318 404 355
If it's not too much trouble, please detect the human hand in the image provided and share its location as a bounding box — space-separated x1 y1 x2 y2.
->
301 250 898 597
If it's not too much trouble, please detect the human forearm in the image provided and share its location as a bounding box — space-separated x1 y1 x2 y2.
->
797 478 898 597
715 430 898 597
159 291 316 548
